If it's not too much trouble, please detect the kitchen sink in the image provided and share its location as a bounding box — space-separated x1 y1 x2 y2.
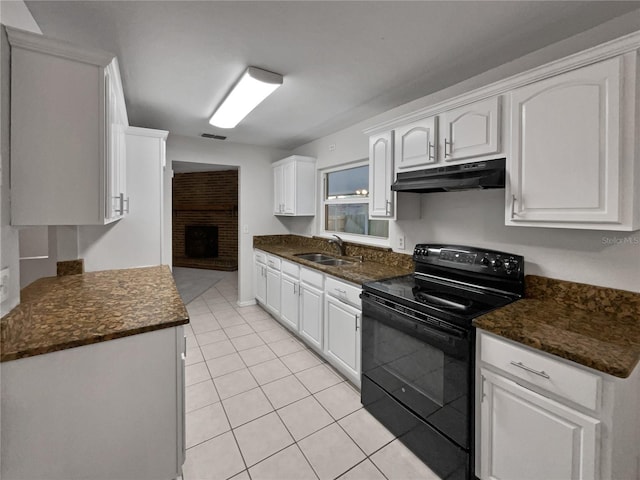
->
317 259 353 266
293 253 354 266
294 253 336 262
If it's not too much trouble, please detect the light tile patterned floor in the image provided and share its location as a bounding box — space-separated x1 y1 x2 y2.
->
181 272 439 480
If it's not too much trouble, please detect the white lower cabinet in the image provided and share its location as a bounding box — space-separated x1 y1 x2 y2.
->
299 282 324 351
253 251 364 387
254 253 267 305
280 261 300 331
254 251 281 316
324 294 361 387
480 368 599 480
477 330 640 480
265 266 281 316
0 326 185 480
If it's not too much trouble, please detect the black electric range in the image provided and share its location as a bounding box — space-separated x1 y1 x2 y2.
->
361 244 524 480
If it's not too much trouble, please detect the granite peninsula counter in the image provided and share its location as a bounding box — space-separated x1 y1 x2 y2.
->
0 265 189 362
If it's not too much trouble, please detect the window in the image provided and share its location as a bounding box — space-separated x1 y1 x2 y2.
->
323 163 389 239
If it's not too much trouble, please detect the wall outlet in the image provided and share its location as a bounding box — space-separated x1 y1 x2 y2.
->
0 267 10 302
329 143 336 151
398 236 405 250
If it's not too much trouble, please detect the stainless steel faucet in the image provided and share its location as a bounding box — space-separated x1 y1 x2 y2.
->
328 234 346 256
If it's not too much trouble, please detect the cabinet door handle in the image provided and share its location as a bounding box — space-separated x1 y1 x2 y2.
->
355 314 360 331
334 288 347 295
113 193 124 215
510 361 550 379
298 285 303 296
123 196 130 214
428 141 435 162
510 194 518 218
444 138 452 158
385 200 391 215
293 283 297 295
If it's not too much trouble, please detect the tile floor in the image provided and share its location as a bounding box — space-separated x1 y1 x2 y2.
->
181 272 440 480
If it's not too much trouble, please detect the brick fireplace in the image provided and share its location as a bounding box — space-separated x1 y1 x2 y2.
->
172 170 238 271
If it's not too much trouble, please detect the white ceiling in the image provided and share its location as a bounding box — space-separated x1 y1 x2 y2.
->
25 1 640 150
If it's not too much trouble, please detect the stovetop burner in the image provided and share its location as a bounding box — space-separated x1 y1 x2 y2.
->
363 244 525 329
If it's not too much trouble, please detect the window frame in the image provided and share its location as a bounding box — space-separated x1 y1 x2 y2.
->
319 160 390 248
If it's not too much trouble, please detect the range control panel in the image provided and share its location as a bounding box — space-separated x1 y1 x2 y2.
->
413 245 523 277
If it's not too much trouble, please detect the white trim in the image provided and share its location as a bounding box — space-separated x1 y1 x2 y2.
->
107 58 129 126
126 126 169 140
364 29 640 135
319 160 390 246
6 26 114 67
272 154 315 167
236 299 257 307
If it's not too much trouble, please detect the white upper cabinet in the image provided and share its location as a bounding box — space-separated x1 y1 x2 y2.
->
439 96 501 162
392 97 502 175
394 116 438 171
272 155 316 216
8 27 129 226
369 131 394 218
507 53 638 230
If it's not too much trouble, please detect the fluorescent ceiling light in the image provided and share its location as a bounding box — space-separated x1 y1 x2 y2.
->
209 66 283 129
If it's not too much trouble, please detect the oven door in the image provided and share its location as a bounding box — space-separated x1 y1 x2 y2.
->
361 291 473 450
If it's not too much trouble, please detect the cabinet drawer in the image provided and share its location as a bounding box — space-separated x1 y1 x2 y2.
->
325 276 361 309
266 255 281 270
281 260 299 278
480 333 601 411
300 267 323 289
255 250 267 264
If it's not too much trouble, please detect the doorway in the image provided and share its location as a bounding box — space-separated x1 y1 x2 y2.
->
172 163 239 272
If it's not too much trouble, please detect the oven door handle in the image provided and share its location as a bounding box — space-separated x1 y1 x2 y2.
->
361 295 470 356
361 293 468 339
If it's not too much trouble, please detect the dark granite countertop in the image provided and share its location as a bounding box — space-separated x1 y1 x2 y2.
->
474 275 640 378
254 235 413 285
1 265 189 362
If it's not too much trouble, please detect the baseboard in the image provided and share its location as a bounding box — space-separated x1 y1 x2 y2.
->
236 299 257 307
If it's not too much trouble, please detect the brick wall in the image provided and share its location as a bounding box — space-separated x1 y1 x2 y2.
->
172 170 238 269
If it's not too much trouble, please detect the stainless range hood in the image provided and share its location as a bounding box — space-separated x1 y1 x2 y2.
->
391 158 505 193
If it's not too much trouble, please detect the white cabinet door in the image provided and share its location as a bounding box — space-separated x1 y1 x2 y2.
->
369 131 394 218
273 164 284 214
280 274 299 331
300 283 323 350
282 161 296 215
265 267 281 316
480 368 599 480
439 96 501 162
324 295 360 385
508 57 622 226
104 63 128 223
254 261 266 305
272 156 316 217
394 116 438 171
